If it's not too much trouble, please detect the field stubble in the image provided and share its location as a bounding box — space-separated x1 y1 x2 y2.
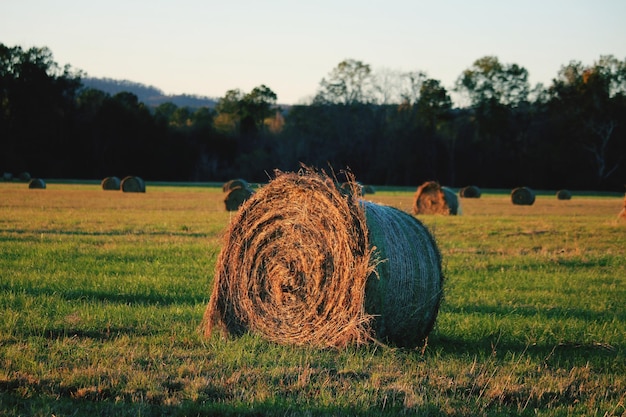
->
0 182 624 416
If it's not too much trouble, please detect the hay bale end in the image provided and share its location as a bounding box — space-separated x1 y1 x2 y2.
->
459 185 481 198
511 187 535 205
121 176 146 193
413 181 460 215
101 176 121 190
223 178 250 193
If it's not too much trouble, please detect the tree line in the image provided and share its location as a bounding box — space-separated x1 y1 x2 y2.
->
1 43 625 190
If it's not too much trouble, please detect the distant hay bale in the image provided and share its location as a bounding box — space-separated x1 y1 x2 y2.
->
28 178 46 189
511 187 535 205
556 189 572 200
362 184 376 194
203 168 443 348
101 176 121 190
121 176 146 193
459 185 481 198
442 186 461 215
19 172 31 182
2 172 13 182
223 178 250 192
224 186 254 211
412 181 460 215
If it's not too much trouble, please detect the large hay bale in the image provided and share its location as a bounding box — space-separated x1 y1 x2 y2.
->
412 181 460 215
121 176 146 193
223 178 249 192
101 176 121 190
19 172 31 182
511 187 535 205
28 178 46 189
556 189 572 200
459 185 481 198
203 168 443 348
2 172 13 182
224 186 254 211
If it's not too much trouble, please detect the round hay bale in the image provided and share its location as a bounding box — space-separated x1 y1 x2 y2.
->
511 187 535 205
121 176 146 193
223 178 249 192
224 186 254 211
413 181 458 215
556 189 572 200
19 172 31 182
362 184 376 194
203 168 443 348
101 176 121 190
2 172 13 182
28 178 46 189
459 185 481 198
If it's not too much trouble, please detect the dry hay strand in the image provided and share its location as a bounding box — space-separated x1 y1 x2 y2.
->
413 181 459 215
121 176 146 193
511 187 535 205
340 181 364 197
459 185 481 198
556 189 572 200
101 176 121 190
223 178 250 192
363 202 443 347
28 178 46 189
203 168 443 348
224 186 254 211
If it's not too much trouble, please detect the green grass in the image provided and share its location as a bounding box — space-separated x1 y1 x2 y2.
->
1 183 625 416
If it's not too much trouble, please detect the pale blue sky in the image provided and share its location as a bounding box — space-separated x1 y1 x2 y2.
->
2 0 625 104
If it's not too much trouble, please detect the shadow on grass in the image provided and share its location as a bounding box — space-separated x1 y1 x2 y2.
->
1 228 211 239
0 282 207 307
0 391 450 417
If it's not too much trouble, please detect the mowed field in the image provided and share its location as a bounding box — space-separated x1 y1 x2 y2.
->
1 181 625 416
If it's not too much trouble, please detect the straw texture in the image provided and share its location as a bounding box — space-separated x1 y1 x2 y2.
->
413 181 460 215
203 168 443 348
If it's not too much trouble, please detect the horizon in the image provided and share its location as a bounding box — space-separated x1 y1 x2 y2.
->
2 0 626 105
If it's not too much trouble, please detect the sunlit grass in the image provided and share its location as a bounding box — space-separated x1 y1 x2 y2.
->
1 182 624 416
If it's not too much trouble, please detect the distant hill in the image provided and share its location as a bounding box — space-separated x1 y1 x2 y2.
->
81 77 217 109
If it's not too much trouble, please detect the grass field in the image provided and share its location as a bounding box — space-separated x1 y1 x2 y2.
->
1 181 625 416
